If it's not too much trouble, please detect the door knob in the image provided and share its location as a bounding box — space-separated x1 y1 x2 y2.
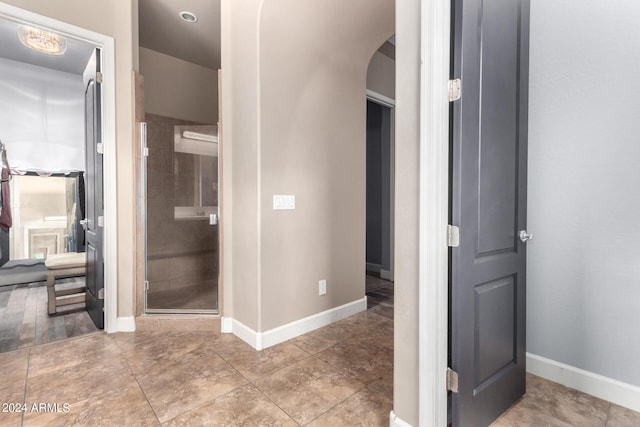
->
519 230 533 243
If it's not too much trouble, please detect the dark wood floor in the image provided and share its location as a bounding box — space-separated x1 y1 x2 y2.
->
0 278 98 353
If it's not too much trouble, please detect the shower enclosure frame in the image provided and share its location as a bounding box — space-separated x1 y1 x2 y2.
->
140 121 220 315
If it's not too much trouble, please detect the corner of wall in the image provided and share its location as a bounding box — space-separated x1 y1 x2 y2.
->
115 316 136 332
389 410 413 427
223 297 367 351
527 353 640 413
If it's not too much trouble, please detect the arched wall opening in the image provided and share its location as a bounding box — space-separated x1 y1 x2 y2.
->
220 0 394 342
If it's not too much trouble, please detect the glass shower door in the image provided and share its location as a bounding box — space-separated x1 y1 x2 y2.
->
143 115 219 313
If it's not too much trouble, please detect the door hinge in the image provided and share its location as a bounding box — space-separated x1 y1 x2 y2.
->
448 79 462 102
97 215 104 228
144 280 149 291
97 142 104 154
140 122 148 157
96 71 103 84
447 225 460 247
447 367 459 393
98 288 104 300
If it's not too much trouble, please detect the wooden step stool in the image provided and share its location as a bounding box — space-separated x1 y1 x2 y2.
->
45 252 87 315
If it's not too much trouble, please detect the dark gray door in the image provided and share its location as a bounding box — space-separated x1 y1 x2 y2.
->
83 49 104 329
450 0 530 425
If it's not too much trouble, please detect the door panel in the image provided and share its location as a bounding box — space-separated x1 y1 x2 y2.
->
83 49 104 329
450 0 530 425
475 275 516 385
477 0 520 257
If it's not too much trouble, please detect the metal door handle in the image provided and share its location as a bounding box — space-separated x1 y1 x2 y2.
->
519 230 533 243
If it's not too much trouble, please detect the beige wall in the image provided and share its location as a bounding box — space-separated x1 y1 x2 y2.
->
222 0 394 332
3 0 138 317
221 0 262 330
394 0 421 424
139 48 218 124
259 0 394 330
367 51 396 100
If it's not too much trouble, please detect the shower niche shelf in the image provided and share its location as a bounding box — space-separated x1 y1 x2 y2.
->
173 125 219 221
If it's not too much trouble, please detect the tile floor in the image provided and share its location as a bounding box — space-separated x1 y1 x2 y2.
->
0 274 638 426
492 374 640 427
0 310 393 427
0 279 97 353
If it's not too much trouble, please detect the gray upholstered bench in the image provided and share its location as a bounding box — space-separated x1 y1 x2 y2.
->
45 252 87 315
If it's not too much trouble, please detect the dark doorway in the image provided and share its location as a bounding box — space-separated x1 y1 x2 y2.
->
366 99 393 282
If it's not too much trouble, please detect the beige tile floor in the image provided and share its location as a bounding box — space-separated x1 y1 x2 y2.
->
492 373 640 427
0 310 393 427
0 276 638 426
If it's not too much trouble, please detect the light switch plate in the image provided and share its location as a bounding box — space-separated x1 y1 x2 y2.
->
273 195 296 210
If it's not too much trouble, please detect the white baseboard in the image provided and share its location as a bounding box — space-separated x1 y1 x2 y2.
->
227 318 262 349
366 263 381 274
380 269 393 281
220 316 233 333
389 410 412 427
527 353 640 413
225 297 367 351
261 297 367 349
114 316 136 332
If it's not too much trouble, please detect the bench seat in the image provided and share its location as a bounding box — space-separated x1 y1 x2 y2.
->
45 253 87 315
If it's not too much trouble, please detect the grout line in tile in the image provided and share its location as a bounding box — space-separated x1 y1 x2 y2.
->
300 388 362 427
294 353 368 426
144 344 253 424
159 380 254 427
118 344 163 427
216 343 314 384
251 380 302 426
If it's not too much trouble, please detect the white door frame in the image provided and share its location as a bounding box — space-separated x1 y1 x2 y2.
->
0 3 118 333
366 89 395 282
418 0 451 425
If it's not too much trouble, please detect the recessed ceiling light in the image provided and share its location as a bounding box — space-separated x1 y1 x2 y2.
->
17 24 67 55
179 11 198 23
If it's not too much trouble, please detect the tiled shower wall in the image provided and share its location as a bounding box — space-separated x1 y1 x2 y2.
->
144 113 217 305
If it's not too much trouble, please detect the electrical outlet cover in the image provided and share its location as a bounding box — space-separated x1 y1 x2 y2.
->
319 279 327 295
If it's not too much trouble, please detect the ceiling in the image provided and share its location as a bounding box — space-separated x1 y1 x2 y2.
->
0 1 221 75
0 18 95 75
1 2 387 76
138 0 221 70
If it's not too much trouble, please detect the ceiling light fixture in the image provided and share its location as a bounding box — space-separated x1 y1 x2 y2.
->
179 11 198 23
17 24 67 55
